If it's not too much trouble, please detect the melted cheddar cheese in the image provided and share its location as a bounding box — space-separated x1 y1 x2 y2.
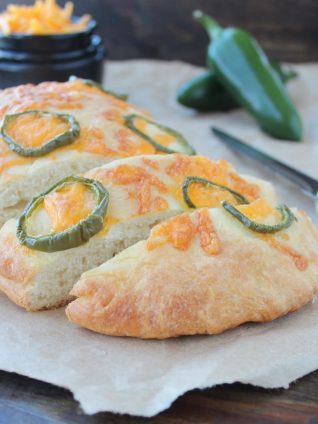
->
0 79 166 180
4 112 70 149
88 163 168 215
166 156 259 196
165 155 260 206
187 180 239 208
84 155 262 224
147 209 221 255
44 183 94 232
134 117 176 148
235 199 308 271
28 155 267 242
237 198 275 221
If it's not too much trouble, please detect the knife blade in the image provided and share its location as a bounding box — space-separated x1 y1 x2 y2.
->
212 127 318 202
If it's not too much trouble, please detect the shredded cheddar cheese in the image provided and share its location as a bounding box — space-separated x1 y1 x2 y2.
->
187 180 238 208
134 117 179 148
147 213 197 251
0 0 91 35
196 208 222 255
237 198 274 221
116 128 155 156
0 79 158 178
147 209 221 255
238 199 308 271
103 164 168 215
44 182 94 232
4 112 70 149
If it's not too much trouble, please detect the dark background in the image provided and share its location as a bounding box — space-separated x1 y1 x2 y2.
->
0 0 317 64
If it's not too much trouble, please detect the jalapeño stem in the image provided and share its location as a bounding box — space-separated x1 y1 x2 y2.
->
193 10 222 40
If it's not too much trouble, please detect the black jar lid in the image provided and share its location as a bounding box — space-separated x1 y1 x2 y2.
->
0 34 102 63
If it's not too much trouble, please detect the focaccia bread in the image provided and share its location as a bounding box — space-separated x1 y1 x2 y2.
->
67 202 318 339
0 78 193 226
0 154 275 311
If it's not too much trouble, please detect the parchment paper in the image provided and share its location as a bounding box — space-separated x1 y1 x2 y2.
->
1 60 318 417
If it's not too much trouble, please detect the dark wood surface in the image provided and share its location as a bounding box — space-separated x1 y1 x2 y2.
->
0 0 318 64
0 368 318 423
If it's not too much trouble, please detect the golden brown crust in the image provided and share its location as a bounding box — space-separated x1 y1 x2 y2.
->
66 208 318 339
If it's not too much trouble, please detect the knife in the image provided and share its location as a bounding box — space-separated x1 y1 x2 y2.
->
212 127 318 209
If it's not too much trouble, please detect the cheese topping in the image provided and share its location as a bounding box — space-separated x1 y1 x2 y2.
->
44 182 95 232
235 199 308 271
147 213 196 251
187 179 241 208
0 0 91 35
115 128 155 156
135 118 176 148
237 198 275 221
196 208 222 255
26 155 266 239
147 208 221 255
0 79 165 179
4 112 70 149
89 164 168 215
166 155 260 205
84 155 262 228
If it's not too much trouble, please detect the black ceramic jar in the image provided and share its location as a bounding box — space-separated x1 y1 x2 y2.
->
0 19 105 88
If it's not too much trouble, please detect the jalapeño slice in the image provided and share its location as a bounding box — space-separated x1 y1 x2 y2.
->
17 176 109 252
182 176 248 208
1 110 80 157
125 114 196 155
222 201 295 233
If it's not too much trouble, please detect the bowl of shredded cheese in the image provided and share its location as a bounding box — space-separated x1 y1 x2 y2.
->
0 0 105 87
0 0 92 36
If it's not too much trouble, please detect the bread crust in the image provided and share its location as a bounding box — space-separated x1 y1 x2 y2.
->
66 207 318 339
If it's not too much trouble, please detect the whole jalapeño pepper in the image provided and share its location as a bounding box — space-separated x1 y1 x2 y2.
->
194 11 302 141
177 63 297 112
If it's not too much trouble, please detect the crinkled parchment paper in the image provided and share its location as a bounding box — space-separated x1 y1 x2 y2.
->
0 60 318 417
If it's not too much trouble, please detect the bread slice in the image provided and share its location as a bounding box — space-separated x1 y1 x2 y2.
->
0 154 275 311
0 78 172 226
67 202 318 339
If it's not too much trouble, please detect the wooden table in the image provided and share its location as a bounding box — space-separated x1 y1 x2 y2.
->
1 368 317 423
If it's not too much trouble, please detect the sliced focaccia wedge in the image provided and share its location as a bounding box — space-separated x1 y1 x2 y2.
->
66 200 318 339
0 78 194 226
0 154 275 311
